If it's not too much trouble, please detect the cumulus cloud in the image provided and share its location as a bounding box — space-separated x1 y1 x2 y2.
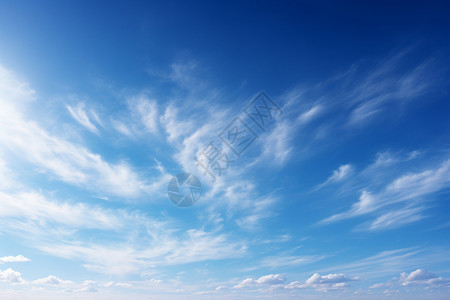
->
0 268 25 284
291 273 359 291
0 255 31 263
234 274 286 288
399 269 450 288
104 281 132 287
371 269 450 290
33 275 74 285
233 272 358 292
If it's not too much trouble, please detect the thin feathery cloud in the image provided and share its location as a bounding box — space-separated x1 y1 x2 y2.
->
316 164 353 190
320 158 450 229
67 102 102 134
0 71 157 199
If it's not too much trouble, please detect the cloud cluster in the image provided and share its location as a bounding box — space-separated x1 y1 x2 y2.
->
232 272 357 292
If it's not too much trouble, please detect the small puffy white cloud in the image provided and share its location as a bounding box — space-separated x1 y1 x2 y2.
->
33 275 73 285
114 282 132 287
104 281 132 288
0 255 31 263
83 280 96 286
76 286 98 293
305 273 356 285
0 268 25 284
289 273 358 291
372 269 450 290
234 274 286 288
234 272 357 292
256 274 286 284
400 269 450 287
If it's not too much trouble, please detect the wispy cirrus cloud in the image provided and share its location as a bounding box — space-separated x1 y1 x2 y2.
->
67 102 103 134
317 246 450 279
0 68 164 199
319 154 450 230
316 164 353 190
36 228 247 276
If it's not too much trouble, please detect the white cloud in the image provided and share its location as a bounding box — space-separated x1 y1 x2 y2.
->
260 255 325 269
328 164 353 182
346 51 435 125
300 273 358 291
316 164 353 189
0 191 122 230
371 269 450 290
320 158 450 229
284 273 358 292
0 255 31 263
368 206 426 231
386 159 450 200
0 268 25 284
399 269 450 288
66 102 101 134
297 104 322 123
0 65 35 102
314 246 450 281
111 120 134 137
0 67 158 199
256 120 293 166
160 104 197 143
234 274 286 288
35 228 246 276
33 275 73 285
103 281 133 288
320 190 375 224
129 95 159 134
234 272 357 292
0 158 15 191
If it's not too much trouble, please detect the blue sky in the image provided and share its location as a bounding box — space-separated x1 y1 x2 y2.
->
0 1 450 299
